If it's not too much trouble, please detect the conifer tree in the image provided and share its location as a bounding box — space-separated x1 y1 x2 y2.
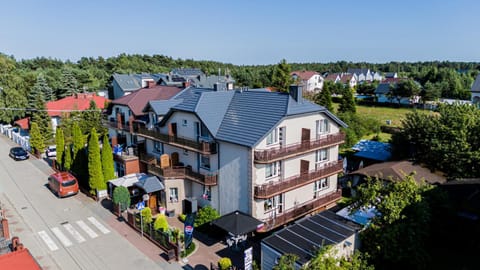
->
271 59 294 92
72 122 84 160
338 87 356 114
81 100 105 135
59 68 79 98
88 128 104 195
28 73 47 110
55 128 65 169
64 144 72 171
315 87 334 112
30 92 53 141
101 134 115 184
29 122 45 154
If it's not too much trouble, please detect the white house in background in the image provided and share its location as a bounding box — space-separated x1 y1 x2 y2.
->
137 85 347 231
347 68 383 82
471 74 480 105
339 73 358 89
291 71 324 92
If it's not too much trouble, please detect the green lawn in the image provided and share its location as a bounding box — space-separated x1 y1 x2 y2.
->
332 103 420 127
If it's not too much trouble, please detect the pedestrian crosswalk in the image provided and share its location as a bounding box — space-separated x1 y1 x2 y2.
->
38 216 110 251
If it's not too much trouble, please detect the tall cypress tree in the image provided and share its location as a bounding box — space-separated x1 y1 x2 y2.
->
72 122 84 160
64 144 72 171
88 128 104 195
55 128 65 169
29 122 45 155
101 134 115 184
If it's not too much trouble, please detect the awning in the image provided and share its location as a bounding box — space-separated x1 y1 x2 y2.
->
212 211 263 236
108 173 147 188
134 175 164 193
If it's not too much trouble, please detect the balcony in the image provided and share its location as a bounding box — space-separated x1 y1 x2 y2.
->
254 132 345 163
103 118 133 133
139 153 217 186
135 125 217 155
254 160 343 199
262 190 342 230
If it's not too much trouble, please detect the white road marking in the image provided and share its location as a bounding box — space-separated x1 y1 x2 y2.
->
38 230 59 251
51 227 73 247
63 223 86 243
87 217 110 234
76 220 98 239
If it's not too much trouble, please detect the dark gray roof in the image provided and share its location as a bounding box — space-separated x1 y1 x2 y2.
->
347 68 370 76
145 100 183 115
171 68 204 77
374 83 392 94
471 74 480 93
212 211 263 235
262 210 361 265
112 74 143 92
133 175 164 193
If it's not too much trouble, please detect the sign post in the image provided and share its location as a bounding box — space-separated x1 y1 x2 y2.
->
136 202 145 238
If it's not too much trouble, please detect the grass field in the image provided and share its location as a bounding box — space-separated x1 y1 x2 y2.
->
332 103 420 127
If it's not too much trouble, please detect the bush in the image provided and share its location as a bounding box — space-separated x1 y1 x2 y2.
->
178 214 186 222
218 257 232 270
141 207 153 224
154 214 169 231
112 186 130 211
194 206 220 227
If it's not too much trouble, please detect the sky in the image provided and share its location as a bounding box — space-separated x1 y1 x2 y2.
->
1 0 479 65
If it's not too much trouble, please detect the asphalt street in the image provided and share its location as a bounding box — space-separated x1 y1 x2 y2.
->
0 135 182 270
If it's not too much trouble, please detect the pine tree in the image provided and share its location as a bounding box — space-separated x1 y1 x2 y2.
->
315 87 334 112
29 122 45 155
28 74 47 110
30 86 53 141
101 134 115 184
88 128 104 195
271 59 293 92
55 128 65 169
64 144 72 171
81 100 105 135
59 68 79 98
338 87 356 114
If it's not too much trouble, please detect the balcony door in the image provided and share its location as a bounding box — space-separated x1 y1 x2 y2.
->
169 123 177 137
300 160 309 176
301 128 310 147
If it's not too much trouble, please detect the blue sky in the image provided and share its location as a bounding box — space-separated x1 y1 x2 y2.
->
1 0 479 65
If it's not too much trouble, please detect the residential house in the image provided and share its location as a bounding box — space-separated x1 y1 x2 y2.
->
105 84 183 176
291 71 324 92
323 73 341 84
136 85 347 231
339 73 357 89
471 74 480 105
374 83 396 103
384 72 398 79
110 73 159 100
347 68 383 82
45 92 109 133
261 210 361 270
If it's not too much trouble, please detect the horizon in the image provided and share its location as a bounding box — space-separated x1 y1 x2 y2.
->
1 0 479 65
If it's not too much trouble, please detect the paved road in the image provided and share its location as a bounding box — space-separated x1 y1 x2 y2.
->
0 136 182 270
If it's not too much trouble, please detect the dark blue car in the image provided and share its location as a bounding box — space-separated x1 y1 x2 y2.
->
9 147 29 161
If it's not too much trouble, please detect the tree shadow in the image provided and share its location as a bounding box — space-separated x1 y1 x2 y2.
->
183 264 209 270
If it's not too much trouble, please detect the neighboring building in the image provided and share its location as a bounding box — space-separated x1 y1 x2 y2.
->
291 71 324 92
347 68 383 82
45 93 109 133
471 74 480 105
323 73 341 84
339 73 357 89
105 84 183 176
110 73 158 100
261 210 361 270
136 85 347 230
384 72 398 79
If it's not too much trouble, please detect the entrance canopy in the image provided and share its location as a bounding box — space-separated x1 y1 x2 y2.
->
212 211 263 236
108 173 147 188
133 175 164 193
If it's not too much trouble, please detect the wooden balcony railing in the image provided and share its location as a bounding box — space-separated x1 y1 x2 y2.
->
136 126 217 155
254 133 345 163
103 118 133 133
254 161 343 199
139 153 218 186
262 190 342 230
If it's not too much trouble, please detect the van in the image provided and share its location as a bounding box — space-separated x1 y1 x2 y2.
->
48 172 79 198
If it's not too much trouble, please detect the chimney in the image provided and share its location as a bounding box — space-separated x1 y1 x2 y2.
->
289 84 303 103
147 80 156 88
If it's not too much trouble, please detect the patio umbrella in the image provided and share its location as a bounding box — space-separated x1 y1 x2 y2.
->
212 211 263 236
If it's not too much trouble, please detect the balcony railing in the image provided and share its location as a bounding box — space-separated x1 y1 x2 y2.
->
262 190 342 230
136 126 217 155
103 118 133 133
254 132 345 163
139 152 218 186
254 160 343 199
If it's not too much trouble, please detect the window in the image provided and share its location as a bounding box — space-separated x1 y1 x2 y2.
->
315 149 329 163
200 123 209 138
266 128 278 145
201 154 210 169
183 149 189 156
169 188 178 203
265 161 280 178
182 119 187 126
264 198 273 211
314 177 329 197
153 141 162 153
316 119 330 135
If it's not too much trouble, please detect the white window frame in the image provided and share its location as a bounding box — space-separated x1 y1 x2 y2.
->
315 148 329 163
200 154 210 170
169 188 178 203
182 119 187 126
265 161 280 179
314 177 329 197
316 119 330 136
153 141 162 154
266 128 279 146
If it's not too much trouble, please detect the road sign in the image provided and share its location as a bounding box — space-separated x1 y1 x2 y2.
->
142 194 149 201
244 247 253 270
136 201 145 210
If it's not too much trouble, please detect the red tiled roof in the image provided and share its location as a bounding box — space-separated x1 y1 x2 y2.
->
291 71 319 81
46 93 110 117
340 74 354 83
0 249 42 270
324 73 341 81
14 117 30 130
112 85 183 116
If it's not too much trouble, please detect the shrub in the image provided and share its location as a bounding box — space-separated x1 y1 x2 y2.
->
179 214 186 222
141 207 153 224
194 206 220 227
112 186 130 211
154 214 169 231
218 257 232 270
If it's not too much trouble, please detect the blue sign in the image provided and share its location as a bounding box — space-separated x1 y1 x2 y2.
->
136 201 145 210
184 214 195 249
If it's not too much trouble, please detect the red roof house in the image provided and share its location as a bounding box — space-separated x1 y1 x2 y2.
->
46 93 110 117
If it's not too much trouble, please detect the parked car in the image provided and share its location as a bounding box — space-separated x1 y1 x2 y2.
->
45 145 56 158
48 172 79 198
9 147 29 161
